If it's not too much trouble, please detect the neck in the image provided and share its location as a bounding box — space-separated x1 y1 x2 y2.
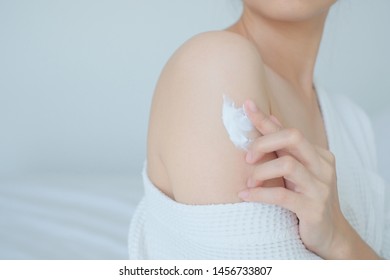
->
233 8 329 96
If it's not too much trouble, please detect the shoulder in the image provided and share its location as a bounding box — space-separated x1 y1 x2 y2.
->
152 30 270 142
154 30 270 112
163 31 266 89
170 30 264 67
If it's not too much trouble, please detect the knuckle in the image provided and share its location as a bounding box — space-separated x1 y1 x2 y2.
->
287 128 303 146
280 156 296 174
327 152 336 165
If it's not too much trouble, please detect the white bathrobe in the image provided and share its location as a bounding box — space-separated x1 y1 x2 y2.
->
128 84 389 259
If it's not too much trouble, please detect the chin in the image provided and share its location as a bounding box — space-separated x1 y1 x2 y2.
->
243 0 337 22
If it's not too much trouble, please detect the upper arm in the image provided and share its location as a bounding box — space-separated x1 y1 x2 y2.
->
148 31 272 204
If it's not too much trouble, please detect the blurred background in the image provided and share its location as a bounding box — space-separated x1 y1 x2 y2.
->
0 0 389 259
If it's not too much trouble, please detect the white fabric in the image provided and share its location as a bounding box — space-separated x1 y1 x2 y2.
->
129 166 320 259
372 112 390 259
316 87 388 258
128 85 389 259
0 174 143 259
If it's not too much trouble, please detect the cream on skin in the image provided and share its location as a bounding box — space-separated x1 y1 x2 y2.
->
222 95 255 150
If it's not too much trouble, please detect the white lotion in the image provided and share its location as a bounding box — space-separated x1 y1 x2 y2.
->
222 95 255 150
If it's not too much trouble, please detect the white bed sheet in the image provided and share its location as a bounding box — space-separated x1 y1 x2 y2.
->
0 173 143 259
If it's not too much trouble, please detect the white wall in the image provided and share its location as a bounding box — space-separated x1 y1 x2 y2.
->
316 0 390 113
0 0 389 179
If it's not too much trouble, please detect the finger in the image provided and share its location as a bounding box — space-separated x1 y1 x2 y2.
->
238 186 303 215
247 128 320 170
244 100 281 135
248 155 315 193
269 115 282 127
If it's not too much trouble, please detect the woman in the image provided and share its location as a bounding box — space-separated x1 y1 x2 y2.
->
128 0 389 259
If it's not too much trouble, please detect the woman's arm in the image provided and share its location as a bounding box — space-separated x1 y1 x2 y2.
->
147 31 281 205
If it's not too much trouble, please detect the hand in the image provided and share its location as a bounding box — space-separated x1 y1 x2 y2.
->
238 100 379 259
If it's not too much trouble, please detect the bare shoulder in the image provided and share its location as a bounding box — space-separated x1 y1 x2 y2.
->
172 30 264 67
153 30 270 124
147 30 273 205
159 31 268 102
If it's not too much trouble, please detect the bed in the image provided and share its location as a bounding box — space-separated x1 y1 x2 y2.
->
0 173 143 259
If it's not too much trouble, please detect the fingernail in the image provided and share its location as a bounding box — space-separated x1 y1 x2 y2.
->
238 190 250 200
246 100 258 113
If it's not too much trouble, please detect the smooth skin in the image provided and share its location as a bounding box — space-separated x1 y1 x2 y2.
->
147 0 382 258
